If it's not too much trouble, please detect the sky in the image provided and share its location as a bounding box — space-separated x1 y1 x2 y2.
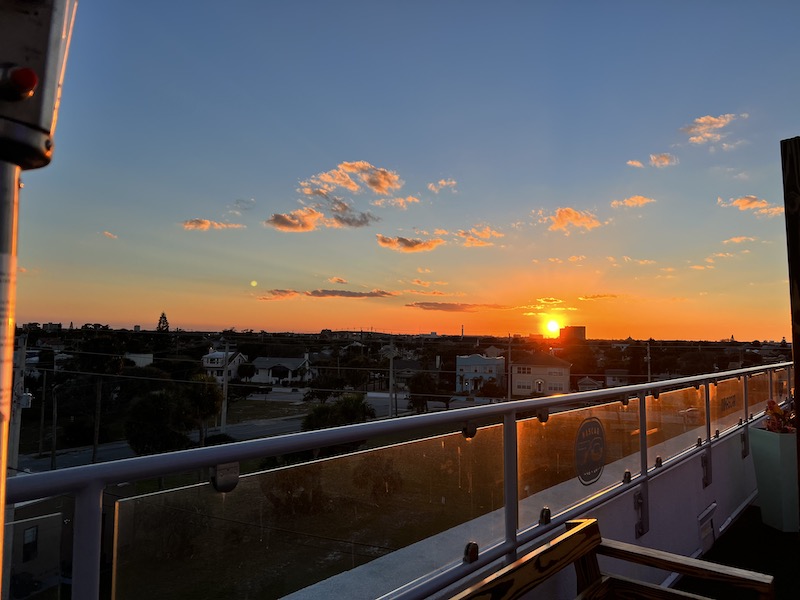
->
13 1 800 341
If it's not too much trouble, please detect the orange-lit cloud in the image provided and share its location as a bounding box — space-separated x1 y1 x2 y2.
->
405 289 447 296
264 207 327 231
427 178 457 193
371 195 420 209
258 289 300 301
717 195 784 217
328 276 348 284
376 234 446 252
305 289 396 298
569 255 586 262
417 267 431 273
456 225 504 247
434 228 449 235
300 161 403 197
406 302 508 312
548 258 563 264
627 160 644 168
183 219 246 231
682 114 741 144
649 153 678 168
578 294 618 301
537 297 564 305
411 279 430 287
610 195 656 209
546 207 602 234
103 231 118 239
723 236 756 244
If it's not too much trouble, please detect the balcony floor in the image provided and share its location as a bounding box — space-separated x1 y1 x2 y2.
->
675 504 799 599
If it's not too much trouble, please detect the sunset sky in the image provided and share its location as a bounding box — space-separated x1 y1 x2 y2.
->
14 1 800 341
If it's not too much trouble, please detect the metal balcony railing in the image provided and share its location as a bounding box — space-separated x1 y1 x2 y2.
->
4 362 792 600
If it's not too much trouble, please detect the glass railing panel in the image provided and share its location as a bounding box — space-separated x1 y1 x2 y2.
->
709 377 745 435
517 399 641 527
771 368 790 405
644 386 706 466
746 372 770 414
4 509 65 599
112 424 505 599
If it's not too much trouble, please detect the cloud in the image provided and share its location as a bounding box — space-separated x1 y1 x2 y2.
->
649 153 678 168
717 195 784 217
405 289 447 296
682 113 740 144
305 289 396 298
227 198 256 216
264 207 327 231
610 195 656 209
376 234 446 252
328 276 348 284
327 198 380 228
300 161 403 197
406 302 508 312
258 289 300 301
183 219 246 231
578 294 618 301
457 226 504 247
537 297 564 305
411 279 431 287
417 267 431 273
546 207 602 234
427 178 457 193
627 160 644 168
723 236 756 244
569 255 586 262
371 195 420 209
548 258 563 264
102 231 118 239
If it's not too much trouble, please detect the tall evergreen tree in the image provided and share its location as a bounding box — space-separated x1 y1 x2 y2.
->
156 312 170 332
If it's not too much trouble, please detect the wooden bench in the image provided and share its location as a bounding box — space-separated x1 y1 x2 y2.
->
450 518 774 600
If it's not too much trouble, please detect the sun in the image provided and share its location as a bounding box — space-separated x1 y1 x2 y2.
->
546 319 561 335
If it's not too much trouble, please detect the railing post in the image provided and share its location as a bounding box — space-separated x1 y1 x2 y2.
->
72 482 105 600
502 412 518 562
635 392 649 538
704 382 713 442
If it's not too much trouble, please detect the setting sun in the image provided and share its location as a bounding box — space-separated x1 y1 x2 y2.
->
546 319 561 335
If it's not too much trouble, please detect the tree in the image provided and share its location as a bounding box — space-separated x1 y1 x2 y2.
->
301 393 375 431
237 362 256 382
303 373 346 404
182 374 224 446
156 312 170 332
126 393 192 455
407 371 438 413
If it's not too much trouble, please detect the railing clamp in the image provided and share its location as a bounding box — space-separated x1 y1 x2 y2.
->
463 542 479 564
701 449 712 488
539 506 551 525
211 462 240 493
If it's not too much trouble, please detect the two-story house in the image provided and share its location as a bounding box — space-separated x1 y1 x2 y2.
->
511 351 571 397
251 352 313 386
456 354 505 394
202 349 248 383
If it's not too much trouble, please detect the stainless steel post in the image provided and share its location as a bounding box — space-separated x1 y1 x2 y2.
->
0 160 20 595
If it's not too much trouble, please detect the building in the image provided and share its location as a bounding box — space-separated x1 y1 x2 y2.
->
202 349 248 383
251 353 313 386
559 325 586 343
510 351 571 396
605 368 630 387
455 354 505 394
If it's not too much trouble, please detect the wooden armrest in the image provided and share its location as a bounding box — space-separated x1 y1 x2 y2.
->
597 538 774 600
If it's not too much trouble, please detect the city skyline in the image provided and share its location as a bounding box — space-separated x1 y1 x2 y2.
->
14 2 800 341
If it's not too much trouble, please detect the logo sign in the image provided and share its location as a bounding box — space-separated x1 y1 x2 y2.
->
575 417 605 486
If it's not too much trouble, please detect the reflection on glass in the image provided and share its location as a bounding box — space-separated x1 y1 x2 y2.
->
516 400 641 528
644 387 705 467
5 510 64 599
113 427 504 599
709 377 745 434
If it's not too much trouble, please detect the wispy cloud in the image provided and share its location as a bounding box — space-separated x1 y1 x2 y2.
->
578 294 618 301
376 234 446 252
305 289 396 298
569 255 586 262
328 276 348 284
537 297 564 305
650 153 678 168
627 160 644 168
717 195 784 217
258 289 301 301
610 195 656 209
417 267 431 273
545 207 602 234
183 219 246 231
406 302 508 312
102 231 118 239
457 225 504 247
411 279 431 287
427 178 457 193
682 113 742 145
371 195 420 209
723 236 756 244
227 198 255 216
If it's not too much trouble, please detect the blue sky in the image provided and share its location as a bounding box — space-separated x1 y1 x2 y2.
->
15 1 800 340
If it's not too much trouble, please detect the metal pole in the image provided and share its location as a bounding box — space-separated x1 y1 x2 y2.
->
780 136 800 529
0 160 21 597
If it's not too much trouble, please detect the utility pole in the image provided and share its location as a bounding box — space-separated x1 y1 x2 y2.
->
221 342 229 433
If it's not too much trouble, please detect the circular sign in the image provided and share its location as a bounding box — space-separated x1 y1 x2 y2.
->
575 417 605 486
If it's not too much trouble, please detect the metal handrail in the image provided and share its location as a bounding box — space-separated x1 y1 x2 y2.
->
5 361 792 600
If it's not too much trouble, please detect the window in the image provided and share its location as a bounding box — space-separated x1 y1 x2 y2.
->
516 366 531 374
548 369 563 376
23 526 37 562
548 383 565 392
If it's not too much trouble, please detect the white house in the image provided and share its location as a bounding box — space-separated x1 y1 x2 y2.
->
511 351 571 397
455 354 505 394
202 350 248 383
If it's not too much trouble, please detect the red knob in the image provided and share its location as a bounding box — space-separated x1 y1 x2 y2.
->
9 67 38 98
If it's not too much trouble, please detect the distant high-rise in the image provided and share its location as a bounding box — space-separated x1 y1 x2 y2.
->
560 326 586 343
